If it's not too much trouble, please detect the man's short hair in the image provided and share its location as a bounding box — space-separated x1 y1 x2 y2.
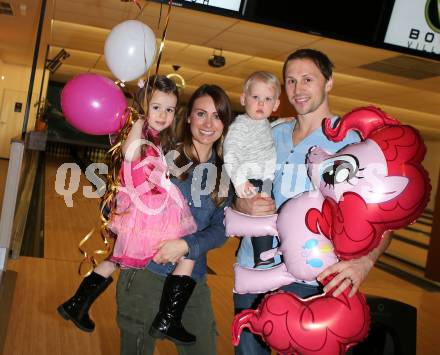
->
282 49 334 82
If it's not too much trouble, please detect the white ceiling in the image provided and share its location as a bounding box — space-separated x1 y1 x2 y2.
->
1 0 440 138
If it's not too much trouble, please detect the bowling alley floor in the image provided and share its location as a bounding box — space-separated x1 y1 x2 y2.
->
1 156 440 355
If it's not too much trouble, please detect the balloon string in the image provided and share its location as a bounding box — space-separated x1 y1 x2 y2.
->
90 54 102 73
158 1 163 29
154 0 173 76
135 1 149 20
133 0 142 11
122 0 142 11
141 0 173 122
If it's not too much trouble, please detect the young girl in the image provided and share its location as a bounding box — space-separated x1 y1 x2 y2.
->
58 76 199 344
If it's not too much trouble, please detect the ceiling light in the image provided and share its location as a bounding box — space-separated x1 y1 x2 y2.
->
46 48 70 74
167 73 185 90
19 4 27 15
167 65 186 91
208 48 226 68
1 76 5 80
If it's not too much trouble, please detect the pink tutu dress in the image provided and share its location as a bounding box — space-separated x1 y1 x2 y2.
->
109 127 197 268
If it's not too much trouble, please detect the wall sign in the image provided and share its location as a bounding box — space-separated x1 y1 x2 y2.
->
181 0 243 12
384 0 440 56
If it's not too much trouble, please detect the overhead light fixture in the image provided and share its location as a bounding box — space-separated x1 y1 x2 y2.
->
167 65 186 92
19 4 27 15
208 48 226 68
45 49 70 74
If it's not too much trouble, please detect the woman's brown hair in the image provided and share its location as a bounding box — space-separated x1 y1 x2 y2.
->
174 84 233 207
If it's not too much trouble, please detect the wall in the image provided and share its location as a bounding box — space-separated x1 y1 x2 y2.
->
423 140 440 211
0 62 49 158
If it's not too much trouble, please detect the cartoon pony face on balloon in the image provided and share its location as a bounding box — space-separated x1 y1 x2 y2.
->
306 106 430 260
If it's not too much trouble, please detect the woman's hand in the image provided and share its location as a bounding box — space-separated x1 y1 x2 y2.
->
234 194 276 216
153 239 189 264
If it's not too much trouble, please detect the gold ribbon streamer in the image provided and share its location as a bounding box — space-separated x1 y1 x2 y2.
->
134 0 150 19
139 0 174 108
78 228 97 277
136 0 174 113
77 108 140 277
121 0 142 11
154 0 173 76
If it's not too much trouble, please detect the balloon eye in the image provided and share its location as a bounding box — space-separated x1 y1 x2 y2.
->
321 156 359 187
334 161 354 182
322 166 337 185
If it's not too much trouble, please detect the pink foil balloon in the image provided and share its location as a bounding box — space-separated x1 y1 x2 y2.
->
232 278 371 355
229 107 431 294
308 106 431 259
61 73 128 135
224 208 278 237
229 106 431 354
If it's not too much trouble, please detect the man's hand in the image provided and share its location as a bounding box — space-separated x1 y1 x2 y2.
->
153 239 189 264
317 255 374 297
234 194 276 216
317 231 392 297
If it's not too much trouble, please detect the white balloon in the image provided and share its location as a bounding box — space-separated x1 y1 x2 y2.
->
104 20 157 82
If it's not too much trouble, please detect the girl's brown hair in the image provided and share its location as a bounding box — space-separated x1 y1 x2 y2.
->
134 75 179 154
174 84 233 207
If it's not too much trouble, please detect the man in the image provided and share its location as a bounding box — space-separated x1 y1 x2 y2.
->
233 48 391 354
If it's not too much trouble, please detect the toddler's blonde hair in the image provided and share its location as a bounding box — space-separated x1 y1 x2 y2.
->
243 71 281 98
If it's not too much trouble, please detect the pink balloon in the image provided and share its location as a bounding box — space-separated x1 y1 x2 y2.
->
224 208 278 237
232 278 371 355
61 73 128 135
308 106 431 259
229 106 431 353
228 108 430 292
227 189 339 295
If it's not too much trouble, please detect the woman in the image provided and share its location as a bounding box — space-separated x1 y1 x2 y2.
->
116 84 233 355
